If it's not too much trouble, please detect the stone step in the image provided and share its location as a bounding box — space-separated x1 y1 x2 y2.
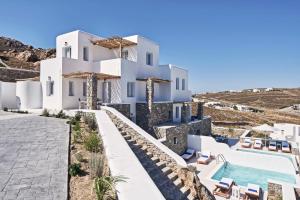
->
161 166 172 176
167 172 178 181
187 193 195 200
140 145 148 151
151 156 159 163
124 135 131 140
146 152 153 158
173 178 183 188
180 186 190 196
120 131 127 136
156 161 166 169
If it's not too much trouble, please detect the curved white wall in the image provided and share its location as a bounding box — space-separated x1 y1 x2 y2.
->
1 82 17 109
16 81 42 110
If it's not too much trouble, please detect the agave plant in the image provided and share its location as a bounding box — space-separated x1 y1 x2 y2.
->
94 175 126 200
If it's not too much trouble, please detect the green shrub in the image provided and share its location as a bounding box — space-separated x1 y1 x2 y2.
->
75 152 84 162
73 130 82 143
84 133 100 152
69 163 81 176
56 110 67 119
83 114 97 131
73 121 81 132
74 111 82 121
94 176 126 200
41 108 49 117
90 153 104 178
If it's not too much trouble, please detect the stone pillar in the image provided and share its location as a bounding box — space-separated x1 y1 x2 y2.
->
181 103 191 123
86 73 98 110
197 102 204 120
146 78 154 112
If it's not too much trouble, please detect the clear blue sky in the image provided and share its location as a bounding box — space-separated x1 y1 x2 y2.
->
1 0 299 93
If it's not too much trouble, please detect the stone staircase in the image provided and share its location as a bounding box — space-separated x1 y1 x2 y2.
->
106 111 196 200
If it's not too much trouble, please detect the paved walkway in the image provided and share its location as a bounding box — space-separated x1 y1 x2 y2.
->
0 115 69 200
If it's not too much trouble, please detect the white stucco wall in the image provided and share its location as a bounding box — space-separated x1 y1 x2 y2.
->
40 58 63 110
1 82 17 109
16 81 42 110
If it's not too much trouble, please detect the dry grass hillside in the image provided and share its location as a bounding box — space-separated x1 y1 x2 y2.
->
197 88 300 127
198 88 300 109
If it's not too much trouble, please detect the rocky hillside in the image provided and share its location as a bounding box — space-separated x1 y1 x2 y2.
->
0 36 55 71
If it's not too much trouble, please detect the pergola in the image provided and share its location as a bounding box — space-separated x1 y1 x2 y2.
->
136 77 171 83
91 36 137 57
62 71 120 80
63 72 120 110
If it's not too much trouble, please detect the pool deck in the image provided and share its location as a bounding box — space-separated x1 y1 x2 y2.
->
188 157 268 200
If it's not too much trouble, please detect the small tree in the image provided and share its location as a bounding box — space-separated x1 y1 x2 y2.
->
94 176 126 200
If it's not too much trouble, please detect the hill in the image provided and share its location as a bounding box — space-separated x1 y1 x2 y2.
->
0 36 55 71
196 89 300 127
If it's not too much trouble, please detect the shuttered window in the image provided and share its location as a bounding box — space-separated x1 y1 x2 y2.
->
69 81 74 96
127 82 135 97
83 82 87 96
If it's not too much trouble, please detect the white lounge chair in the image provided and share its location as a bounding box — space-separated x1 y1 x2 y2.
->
230 185 241 200
197 151 211 164
245 183 260 200
181 149 195 160
213 177 234 198
241 138 252 148
282 141 291 153
253 139 262 149
268 141 277 151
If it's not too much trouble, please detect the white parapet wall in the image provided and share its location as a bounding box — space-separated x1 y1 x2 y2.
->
95 110 165 200
1 82 17 109
16 81 42 110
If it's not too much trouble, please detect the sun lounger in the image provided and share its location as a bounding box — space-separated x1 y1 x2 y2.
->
230 185 241 200
197 151 211 164
241 138 252 148
213 177 234 198
245 183 261 200
268 141 277 151
253 139 262 149
282 141 291 153
181 149 195 160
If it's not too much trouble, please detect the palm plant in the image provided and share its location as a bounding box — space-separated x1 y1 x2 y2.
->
94 175 126 200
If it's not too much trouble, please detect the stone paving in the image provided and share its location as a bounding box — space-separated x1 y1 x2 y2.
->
0 115 69 200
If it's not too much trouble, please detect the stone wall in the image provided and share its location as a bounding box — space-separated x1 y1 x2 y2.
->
189 117 212 136
154 118 211 154
107 104 130 119
136 102 173 137
268 182 283 200
191 101 204 119
155 125 188 155
0 68 39 82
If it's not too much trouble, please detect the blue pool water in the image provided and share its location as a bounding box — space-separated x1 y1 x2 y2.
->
211 163 296 191
237 148 294 163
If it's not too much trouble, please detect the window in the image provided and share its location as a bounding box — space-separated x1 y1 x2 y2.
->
83 47 89 61
173 137 178 145
121 50 128 60
63 46 71 58
83 82 87 97
146 52 153 66
176 78 180 90
127 82 135 97
175 106 179 118
46 77 54 96
182 79 185 90
69 81 74 96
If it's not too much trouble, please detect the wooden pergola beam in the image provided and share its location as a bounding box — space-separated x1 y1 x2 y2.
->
92 36 137 49
136 77 171 83
63 72 120 80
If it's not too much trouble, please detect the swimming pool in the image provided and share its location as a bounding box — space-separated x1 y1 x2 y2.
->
236 148 297 169
211 163 296 191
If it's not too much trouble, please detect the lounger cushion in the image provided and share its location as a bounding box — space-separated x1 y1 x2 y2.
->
198 157 209 163
181 154 192 160
247 184 260 195
216 178 233 190
201 151 211 157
